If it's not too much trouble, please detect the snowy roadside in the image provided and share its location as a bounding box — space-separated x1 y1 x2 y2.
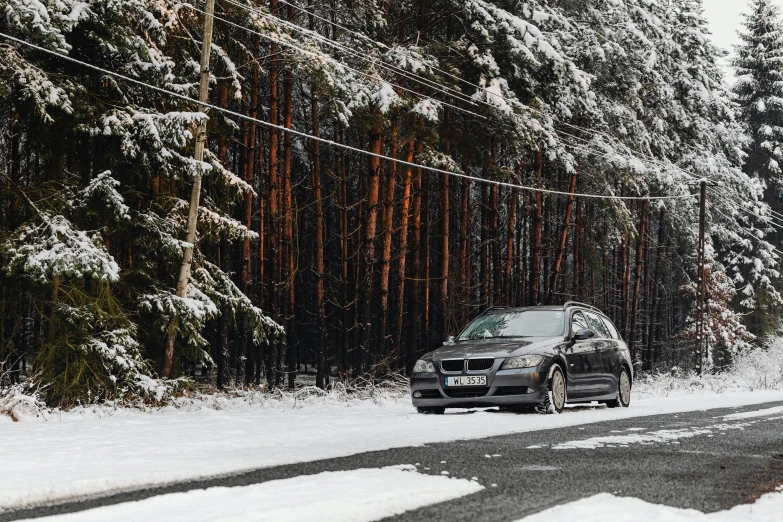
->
19 466 484 522
3 389 783 513
514 487 783 522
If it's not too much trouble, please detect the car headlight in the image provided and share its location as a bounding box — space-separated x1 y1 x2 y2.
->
413 359 436 373
500 355 545 370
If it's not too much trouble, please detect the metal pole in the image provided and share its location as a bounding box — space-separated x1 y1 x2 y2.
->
162 0 216 378
696 180 707 376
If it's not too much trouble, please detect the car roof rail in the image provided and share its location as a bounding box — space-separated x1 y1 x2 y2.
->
563 301 603 313
479 306 510 315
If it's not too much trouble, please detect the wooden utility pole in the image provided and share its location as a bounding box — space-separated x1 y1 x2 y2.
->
696 180 707 375
163 0 216 378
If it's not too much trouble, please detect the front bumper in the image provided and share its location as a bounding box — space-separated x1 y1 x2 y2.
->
410 364 550 409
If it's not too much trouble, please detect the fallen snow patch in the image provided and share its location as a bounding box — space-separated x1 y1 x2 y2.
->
21 466 483 522
548 421 753 450
551 428 714 450
514 488 783 522
723 405 783 420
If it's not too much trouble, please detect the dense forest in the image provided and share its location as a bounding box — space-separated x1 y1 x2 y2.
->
1 0 782 406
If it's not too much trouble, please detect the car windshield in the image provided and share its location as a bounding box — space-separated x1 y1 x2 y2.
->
458 310 566 340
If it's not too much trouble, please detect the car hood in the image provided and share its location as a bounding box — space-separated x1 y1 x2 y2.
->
431 337 560 360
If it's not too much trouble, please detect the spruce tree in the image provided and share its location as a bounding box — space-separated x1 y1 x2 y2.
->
731 0 783 333
733 0 783 195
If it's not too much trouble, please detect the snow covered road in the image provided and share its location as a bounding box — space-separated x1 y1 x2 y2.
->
19 466 483 522
3 390 783 516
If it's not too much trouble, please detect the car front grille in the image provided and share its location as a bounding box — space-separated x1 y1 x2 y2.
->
442 387 490 398
467 358 494 371
440 359 464 372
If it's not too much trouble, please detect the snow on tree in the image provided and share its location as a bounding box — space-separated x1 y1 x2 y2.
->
730 0 783 333
1 0 780 404
679 242 754 371
733 0 783 189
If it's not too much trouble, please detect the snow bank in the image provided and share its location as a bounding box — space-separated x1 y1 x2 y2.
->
0 387 48 423
3 389 783 512
21 466 483 522
634 340 783 399
514 487 783 522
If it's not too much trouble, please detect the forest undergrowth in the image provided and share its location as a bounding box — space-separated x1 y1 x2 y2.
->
3 341 783 422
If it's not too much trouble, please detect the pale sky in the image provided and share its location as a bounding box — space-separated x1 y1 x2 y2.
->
703 0 783 84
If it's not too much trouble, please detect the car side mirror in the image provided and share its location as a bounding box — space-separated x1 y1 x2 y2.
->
572 329 594 342
444 336 455 346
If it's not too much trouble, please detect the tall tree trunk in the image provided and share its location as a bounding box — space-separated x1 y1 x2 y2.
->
438 118 450 341
359 122 382 372
520 197 528 306
312 87 326 388
629 199 648 360
215 82 231 388
504 172 518 305
408 139 423 367
549 170 578 304
645 210 666 372
651 213 669 369
530 149 543 304
480 167 489 308
490 162 501 305
267 0 280 386
572 201 582 298
422 171 431 348
459 159 471 324
621 202 633 337
283 15 295 388
378 119 398 361
393 139 414 369
337 123 349 377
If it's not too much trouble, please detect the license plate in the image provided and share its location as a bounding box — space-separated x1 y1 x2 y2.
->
444 376 486 387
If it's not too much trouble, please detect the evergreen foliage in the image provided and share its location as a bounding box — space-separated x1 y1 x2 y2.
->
0 0 778 404
732 0 783 334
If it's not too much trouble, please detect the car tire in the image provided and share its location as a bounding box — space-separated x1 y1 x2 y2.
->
416 407 445 415
606 367 631 408
537 364 566 414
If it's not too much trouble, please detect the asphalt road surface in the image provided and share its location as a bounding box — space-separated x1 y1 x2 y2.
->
5 401 783 521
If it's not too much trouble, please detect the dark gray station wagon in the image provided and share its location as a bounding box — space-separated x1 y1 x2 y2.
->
410 302 633 414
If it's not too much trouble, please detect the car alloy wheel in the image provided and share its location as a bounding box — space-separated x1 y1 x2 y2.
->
607 367 631 408
538 365 565 414
619 369 631 407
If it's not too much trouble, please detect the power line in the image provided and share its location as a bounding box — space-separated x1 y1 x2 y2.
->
223 0 707 180
710 204 783 257
190 0 706 187
180 2 492 122
709 188 783 231
219 0 487 112
0 31 695 201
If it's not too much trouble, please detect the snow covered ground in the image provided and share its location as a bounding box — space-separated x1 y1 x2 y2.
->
515 487 783 522
3 389 783 512
20 466 483 522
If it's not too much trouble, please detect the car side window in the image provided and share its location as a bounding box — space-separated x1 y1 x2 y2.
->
571 311 589 335
600 316 620 339
584 311 610 338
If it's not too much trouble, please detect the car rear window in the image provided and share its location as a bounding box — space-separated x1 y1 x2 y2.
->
600 316 620 339
584 311 611 338
458 310 565 340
